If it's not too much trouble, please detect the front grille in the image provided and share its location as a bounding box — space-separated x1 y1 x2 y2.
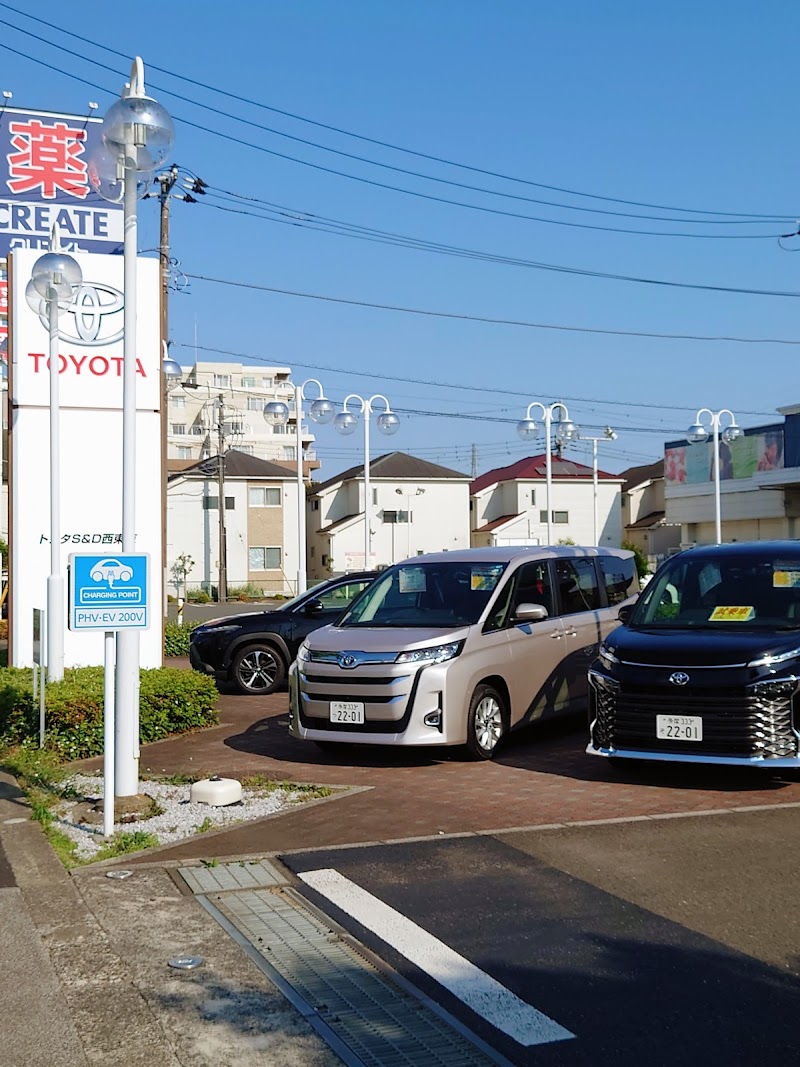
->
297 663 419 733
591 674 799 759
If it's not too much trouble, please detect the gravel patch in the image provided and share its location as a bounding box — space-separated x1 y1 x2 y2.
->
53 775 319 861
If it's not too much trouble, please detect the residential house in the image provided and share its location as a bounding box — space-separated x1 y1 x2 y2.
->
306 452 471 580
620 459 680 566
470 454 623 547
167 450 300 596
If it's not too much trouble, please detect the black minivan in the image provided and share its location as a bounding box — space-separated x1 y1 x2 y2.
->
587 542 800 768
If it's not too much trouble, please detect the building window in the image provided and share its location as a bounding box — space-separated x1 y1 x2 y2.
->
540 509 568 524
249 546 281 570
283 446 297 460
311 499 320 511
214 374 231 388
321 554 329 567
272 423 286 435
171 423 186 436
262 376 274 388
170 395 185 408
372 488 378 505
530 489 536 505
202 496 235 510
382 510 410 524
177 446 192 459
228 421 246 434
249 486 281 507
190 425 205 436
247 397 262 411
241 376 256 388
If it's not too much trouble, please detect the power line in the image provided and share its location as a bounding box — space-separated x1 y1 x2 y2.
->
0 0 790 223
173 340 777 417
0 20 787 240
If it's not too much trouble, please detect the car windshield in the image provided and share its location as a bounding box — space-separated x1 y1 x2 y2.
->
339 561 507 628
632 552 800 630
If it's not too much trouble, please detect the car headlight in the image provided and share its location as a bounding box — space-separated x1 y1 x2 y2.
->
395 642 462 665
296 641 310 661
597 642 619 668
748 646 800 668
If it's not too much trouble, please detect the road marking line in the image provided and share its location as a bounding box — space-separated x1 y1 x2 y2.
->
298 867 574 1048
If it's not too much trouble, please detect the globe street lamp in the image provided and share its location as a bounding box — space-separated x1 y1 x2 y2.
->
687 408 742 543
94 57 174 797
26 226 82 683
264 378 335 595
517 401 577 545
334 394 400 567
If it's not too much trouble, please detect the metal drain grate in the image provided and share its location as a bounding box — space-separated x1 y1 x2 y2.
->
180 865 507 1067
179 859 288 894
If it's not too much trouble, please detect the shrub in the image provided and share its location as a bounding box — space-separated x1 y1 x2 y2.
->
0 619 8 641
0 665 219 761
164 620 200 657
622 540 650 579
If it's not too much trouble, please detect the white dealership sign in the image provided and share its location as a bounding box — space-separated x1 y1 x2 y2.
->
8 248 163 668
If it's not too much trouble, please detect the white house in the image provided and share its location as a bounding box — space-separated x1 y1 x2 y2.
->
620 460 681 566
470 454 623 548
306 452 471 580
167 449 300 597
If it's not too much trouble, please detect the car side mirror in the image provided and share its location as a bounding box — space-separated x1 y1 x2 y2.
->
513 603 548 623
303 599 325 617
617 604 634 625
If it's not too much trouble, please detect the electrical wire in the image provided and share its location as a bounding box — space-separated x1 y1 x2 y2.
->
0 0 791 223
0 21 787 239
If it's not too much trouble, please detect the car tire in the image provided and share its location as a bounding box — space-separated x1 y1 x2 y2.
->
465 684 506 760
231 644 286 695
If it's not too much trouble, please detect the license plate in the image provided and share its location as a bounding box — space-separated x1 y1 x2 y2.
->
656 714 703 741
330 701 364 724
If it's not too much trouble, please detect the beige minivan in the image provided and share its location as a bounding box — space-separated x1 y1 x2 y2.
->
288 546 638 759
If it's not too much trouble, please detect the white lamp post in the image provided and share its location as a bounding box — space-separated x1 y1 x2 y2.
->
334 394 400 568
26 226 82 682
686 408 742 543
93 57 174 797
572 426 618 544
516 401 577 545
264 379 335 595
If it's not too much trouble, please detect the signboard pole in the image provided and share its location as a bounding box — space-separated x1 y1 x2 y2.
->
103 630 115 838
38 611 46 749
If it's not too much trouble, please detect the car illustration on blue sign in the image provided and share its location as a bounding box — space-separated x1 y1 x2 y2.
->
69 553 149 631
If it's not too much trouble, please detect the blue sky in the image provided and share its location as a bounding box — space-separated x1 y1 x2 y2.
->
3 0 800 478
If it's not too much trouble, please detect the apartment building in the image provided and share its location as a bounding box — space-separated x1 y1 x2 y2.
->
166 360 318 473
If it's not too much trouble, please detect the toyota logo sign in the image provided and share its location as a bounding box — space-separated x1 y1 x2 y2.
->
669 671 690 686
29 282 125 346
338 653 358 669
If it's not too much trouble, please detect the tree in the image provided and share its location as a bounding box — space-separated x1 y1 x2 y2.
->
171 553 195 599
622 540 649 579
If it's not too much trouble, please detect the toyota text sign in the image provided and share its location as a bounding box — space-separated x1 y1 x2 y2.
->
0 108 123 257
70 554 149 631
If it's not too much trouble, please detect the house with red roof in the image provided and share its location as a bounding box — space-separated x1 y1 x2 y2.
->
470 454 624 548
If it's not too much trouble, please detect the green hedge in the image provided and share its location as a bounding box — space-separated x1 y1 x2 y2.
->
164 621 200 657
0 666 219 761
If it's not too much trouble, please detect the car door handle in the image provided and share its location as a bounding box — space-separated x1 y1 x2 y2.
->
550 630 563 639
564 628 578 637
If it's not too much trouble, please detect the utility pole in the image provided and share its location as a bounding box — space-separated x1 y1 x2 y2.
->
158 165 177 623
216 394 228 603
471 443 478 479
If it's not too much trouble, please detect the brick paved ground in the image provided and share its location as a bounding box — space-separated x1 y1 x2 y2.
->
77 681 800 864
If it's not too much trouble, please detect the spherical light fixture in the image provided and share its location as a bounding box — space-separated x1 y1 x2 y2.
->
88 144 154 204
722 424 742 444
162 357 183 390
101 59 175 174
263 401 289 427
30 251 81 307
516 418 538 440
376 410 400 435
686 423 709 444
308 396 335 425
334 410 358 436
557 419 579 441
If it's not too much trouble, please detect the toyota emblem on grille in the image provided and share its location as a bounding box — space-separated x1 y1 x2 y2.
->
669 671 690 686
338 653 358 668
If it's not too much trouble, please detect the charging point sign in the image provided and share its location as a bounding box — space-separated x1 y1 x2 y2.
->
69 553 149 630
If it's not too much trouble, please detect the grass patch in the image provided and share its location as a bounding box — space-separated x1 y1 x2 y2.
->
195 816 214 833
95 830 160 861
240 774 334 802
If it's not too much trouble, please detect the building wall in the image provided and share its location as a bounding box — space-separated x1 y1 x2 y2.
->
472 479 623 548
307 478 471 579
247 481 287 589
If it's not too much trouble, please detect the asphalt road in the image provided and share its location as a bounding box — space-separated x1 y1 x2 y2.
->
283 809 800 1065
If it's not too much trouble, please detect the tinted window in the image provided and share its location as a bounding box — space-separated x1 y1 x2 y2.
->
599 555 637 605
315 580 372 610
555 558 601 615
513 560 553 616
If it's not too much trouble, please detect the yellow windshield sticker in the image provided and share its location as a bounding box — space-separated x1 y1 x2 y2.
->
709 605 755 622
773 569 800 588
